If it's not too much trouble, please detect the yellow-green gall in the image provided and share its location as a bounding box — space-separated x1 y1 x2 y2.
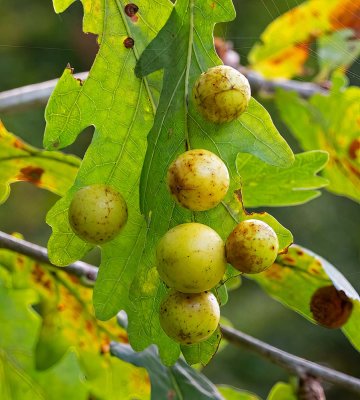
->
159 290 220 345
167 149 230 211
68 184 128 244
193 65 251 124
156 223 226 293
225 219 279 274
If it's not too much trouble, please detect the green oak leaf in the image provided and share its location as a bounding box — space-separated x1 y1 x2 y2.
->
125 0 293 365
266 382 297 400
181 327 222 366
0 120 79 204
250 245 360 353
217 385 261 400
44 0 293 365
238 151 329 207
43 0 178 362
276 78 360 203
111 342 224 399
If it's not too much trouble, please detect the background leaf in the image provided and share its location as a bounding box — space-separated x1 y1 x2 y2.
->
276 80 360 203
248 0 360 79
0 286 88 400
250 244 360 353
111 342 224 400
317 29 360 81
0 247 151 400
217 384 261 400
237 150 329 207
266 382 297 400
0 120 79 204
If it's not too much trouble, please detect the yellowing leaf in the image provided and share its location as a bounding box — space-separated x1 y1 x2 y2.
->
238 150 329 207
251 245 360 353
249 0 360 78
0 120 79 204
276 79 360 203
0 247 150 400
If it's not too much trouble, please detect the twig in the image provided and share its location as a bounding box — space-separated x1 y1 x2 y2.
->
0 231 97 282
0 230 359 393
238 66 328 98
221 325 360 395
0 72 88 114
0 66 327 115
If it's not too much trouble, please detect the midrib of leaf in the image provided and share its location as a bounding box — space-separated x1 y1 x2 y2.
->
140 67 187 213
184 0 194 151
115 0 158 115
0 154 80 167
105 81 145 185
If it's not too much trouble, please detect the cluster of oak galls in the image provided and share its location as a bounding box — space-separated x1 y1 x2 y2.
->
68 66 280 345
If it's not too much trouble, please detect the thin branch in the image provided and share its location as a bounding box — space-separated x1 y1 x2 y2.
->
0 230 359 394
0 66 327 115
0 72 88 114
0 231 97 282
221 325 360 395
238 66 328 98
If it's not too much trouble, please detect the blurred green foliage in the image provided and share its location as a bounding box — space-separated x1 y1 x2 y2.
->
0 0 359 399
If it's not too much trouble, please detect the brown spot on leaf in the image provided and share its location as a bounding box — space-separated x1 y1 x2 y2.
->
309 266 321 275
124 37 135 48
310 285 353 329
283 256 295 264
124 3 139 17
43 279 52 290
18 166 44 184
69 275 80 284
16 256 24 268
311 10 321 18
31 263 45 283
85 320 95 334
117 331 129 343
100 338 111 354
13 139 25 149
348 138 360 160
263 263 284 280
